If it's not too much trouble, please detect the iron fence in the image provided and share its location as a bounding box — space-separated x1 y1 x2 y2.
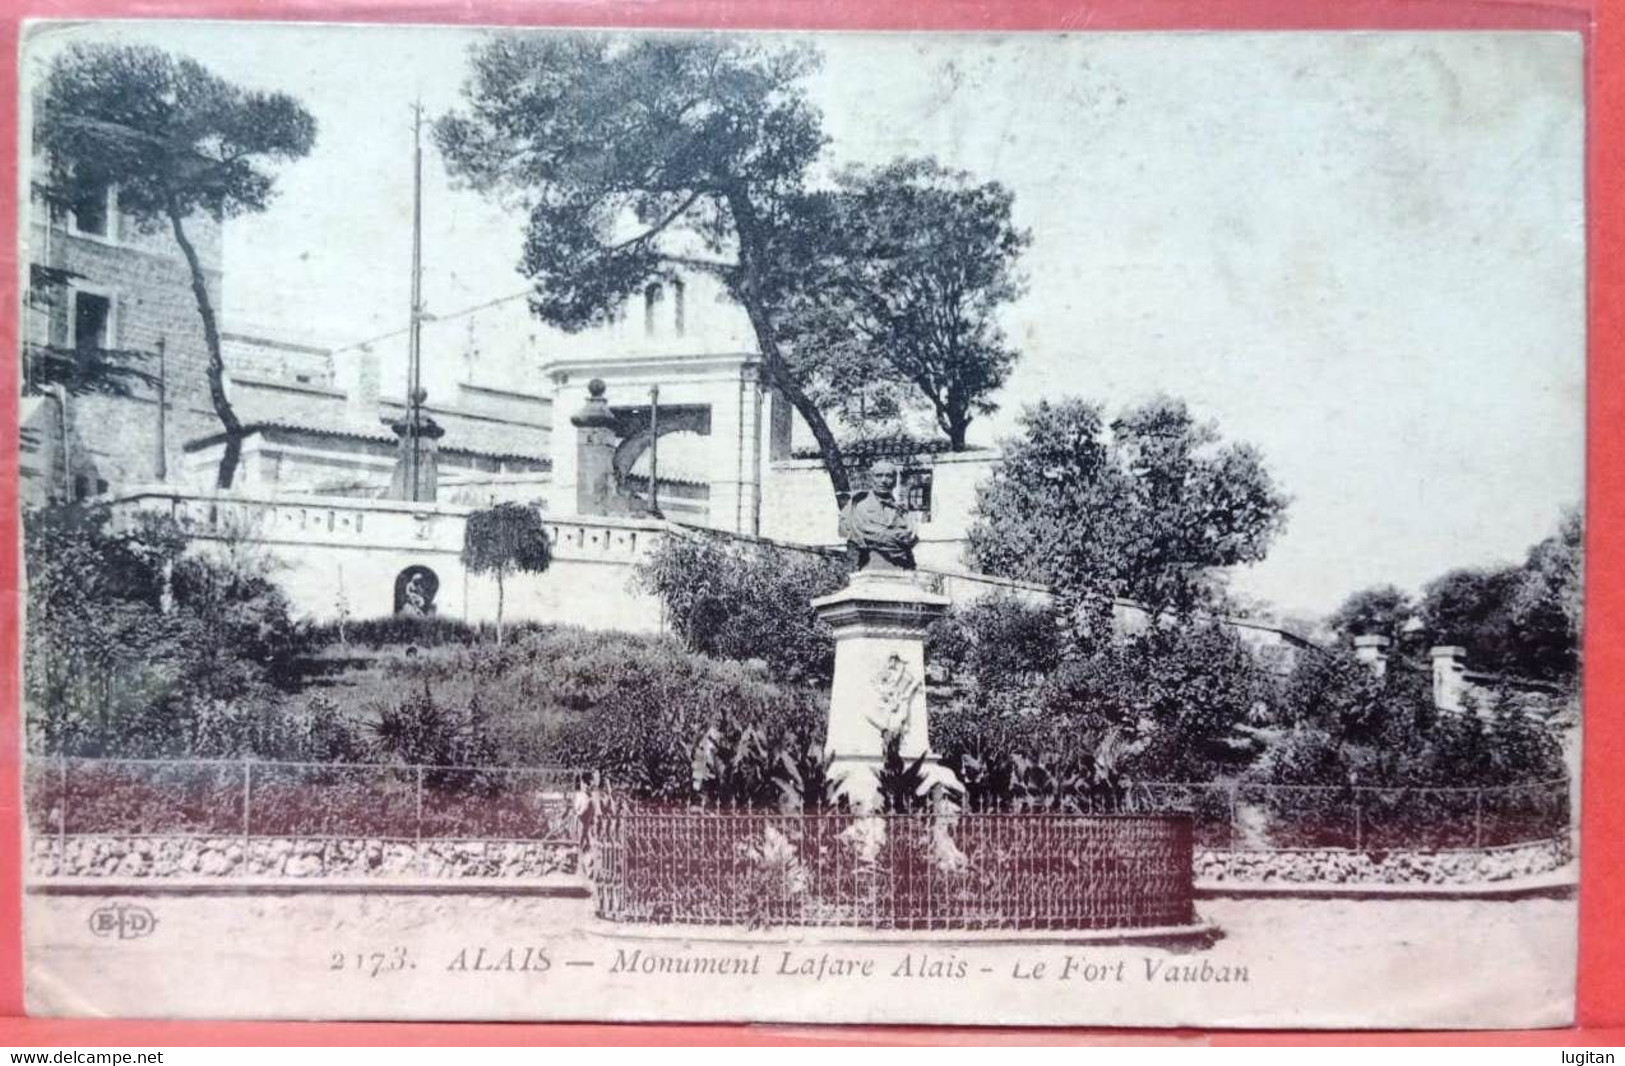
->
592 808 1195 931
25 757 581 878
24 757 1571 867
1120 779 1571 851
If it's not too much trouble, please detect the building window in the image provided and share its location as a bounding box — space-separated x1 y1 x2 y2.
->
644 282 664 337
672 277 686 337
72 290 112 352
69 184 116 240
903 469 934 519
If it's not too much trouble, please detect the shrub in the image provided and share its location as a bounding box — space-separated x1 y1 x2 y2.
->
24 504 310 758
875 730 933 813
637 530 847 685
313 615 484 650
546 631 826 799
932 617 1274 809
927 593 1062 693
319 625 826 796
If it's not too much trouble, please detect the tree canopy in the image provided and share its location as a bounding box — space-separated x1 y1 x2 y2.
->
436 35 850 490
34 44 316 488
462 502 552 644
792 160 1030 450
1418 510 1581 684
965 396 1288 625
436 34 1032 494
1326 584 1416 648
1326 508 1581 683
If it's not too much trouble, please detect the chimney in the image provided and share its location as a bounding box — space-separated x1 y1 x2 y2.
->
335 346 382 428
1430 645 1469 712
570 379 620 517
1353 634 1391 679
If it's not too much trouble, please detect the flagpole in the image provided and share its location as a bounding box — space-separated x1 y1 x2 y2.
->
407 100 425 501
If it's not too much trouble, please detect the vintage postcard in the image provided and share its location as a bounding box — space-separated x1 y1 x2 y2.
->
16 21 1583 1028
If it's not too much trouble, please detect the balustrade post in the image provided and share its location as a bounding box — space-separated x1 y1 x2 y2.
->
1474 788 1484 849
1352 788 1363 852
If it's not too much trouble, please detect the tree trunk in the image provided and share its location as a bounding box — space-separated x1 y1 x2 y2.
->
754 324 851 501
166 201 243 490
725 189 850 503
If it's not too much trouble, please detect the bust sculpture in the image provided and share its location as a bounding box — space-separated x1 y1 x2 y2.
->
838 460 918 571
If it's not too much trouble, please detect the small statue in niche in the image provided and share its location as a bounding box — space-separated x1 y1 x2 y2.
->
393 566 439 616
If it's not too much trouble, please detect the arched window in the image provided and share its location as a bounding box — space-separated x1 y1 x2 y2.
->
672 277 686 337
644 282 664 337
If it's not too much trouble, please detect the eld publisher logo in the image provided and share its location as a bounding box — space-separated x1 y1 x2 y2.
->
88 902 157 940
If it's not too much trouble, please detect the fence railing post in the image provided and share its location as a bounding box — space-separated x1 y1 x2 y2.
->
241 759 252 877
1227 783 1238 850
57 754 68 874
415 765 425 876
1473 788 1484 849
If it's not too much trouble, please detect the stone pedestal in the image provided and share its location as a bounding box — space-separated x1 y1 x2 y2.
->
570 379 620 517
388 402 444 503
811 569 950 805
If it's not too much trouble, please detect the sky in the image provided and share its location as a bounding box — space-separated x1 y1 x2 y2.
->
20 23 1586 621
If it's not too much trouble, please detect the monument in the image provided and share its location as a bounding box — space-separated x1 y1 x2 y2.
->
812 461 954 804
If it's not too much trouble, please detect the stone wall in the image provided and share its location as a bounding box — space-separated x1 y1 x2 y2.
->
30 206 226 491
222 332 335 387
33 831 1569 889
32 835 577 880
760 449 1000 571
108 489 669 631
106 488 1059 633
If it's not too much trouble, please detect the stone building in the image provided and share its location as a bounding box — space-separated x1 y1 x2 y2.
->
22 192 1327 667
24 181 224 496
21 184 552 506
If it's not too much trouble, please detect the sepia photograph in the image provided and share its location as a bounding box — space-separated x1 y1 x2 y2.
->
14 20 1584 1028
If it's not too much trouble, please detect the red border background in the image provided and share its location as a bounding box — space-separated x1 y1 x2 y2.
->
0 0 1618 1046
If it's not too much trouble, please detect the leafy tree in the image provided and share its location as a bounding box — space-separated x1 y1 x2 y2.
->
435 34 856 497
1418 566 1522 662
1414 509 1581 683
1508 507 1582 677
793 159 1030 450
934 614 1272 790
1326 584 1416 649
461 502 552 646
35 44 317 488
966 396 1288 624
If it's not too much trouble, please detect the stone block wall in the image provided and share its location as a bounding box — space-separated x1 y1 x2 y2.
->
31 207 225 491
31 835 578 880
